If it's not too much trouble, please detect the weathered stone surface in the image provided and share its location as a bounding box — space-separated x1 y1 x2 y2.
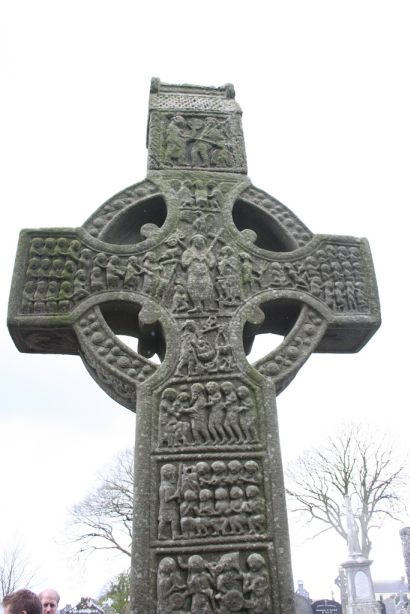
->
400 528 410 590
340 497 381 614
295 594 313 614
8 79 381 613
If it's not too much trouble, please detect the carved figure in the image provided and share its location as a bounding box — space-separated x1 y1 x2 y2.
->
227 460 243 485
215 329 233 371
182 383 210 445
181 234 216 312
229 486 247 534
221 381 244 444
90 253 107 292
215 552 243 610
210 461 228 486
79 248 93 274
141 252 162 295
237 386 258 443
73 270 89 300
207 182 223 209
157 557 186 614
213 487 230 536
206 381 226 444
51 257 65 279
193 180 208 208
164 116 187 166
29 238 44 258
158 464 181 540
62 259 76 282
58 281 73 312
217 245 242 304
196 461 211 487
175 320 199 376
180 490 200 538
198 489 214 522
22 281 35 313
191 117 229 168
159 388 179 448
243 553 271 613
245 486 265 534
243 460 263 485
33 280 47 313
171 284 190 313
186 554 216 613
176 180 195 208
46 280 59 312
123 256 141 290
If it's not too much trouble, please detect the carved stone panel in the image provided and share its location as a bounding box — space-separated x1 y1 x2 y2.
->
156 549 273 614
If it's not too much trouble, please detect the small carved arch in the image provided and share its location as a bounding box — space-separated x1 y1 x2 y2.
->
243 298 302 357
100 300 166 361
99 195 168 245
232 292 327 394
232 199 299 252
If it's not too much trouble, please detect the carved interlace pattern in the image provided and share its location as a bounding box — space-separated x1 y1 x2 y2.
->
150 93 240 113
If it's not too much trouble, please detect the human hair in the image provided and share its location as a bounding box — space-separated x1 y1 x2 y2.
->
37 591 60 605
3 590 42 614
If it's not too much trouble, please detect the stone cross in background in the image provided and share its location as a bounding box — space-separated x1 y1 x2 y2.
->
8 79 381 613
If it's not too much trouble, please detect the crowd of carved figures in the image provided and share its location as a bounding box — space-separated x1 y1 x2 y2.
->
157 550 271 613
158 460 265 542
22 227 368 317
22 236 84 314
159 381 258 449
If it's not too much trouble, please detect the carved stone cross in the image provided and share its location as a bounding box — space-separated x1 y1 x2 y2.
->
8 79 380 614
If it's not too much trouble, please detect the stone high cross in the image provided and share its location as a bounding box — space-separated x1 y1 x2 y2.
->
8 79 380 614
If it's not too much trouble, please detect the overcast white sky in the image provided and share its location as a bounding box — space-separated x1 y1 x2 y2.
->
1 0 410 605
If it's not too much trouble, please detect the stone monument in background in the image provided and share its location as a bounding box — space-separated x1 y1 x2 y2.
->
340 496 381 614
8 79 381 613
400 528 410 592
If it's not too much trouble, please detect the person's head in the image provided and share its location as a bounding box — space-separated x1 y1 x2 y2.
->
38 590 60 614
3 590 42 614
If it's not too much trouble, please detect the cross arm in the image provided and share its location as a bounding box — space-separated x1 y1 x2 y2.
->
8 228 84 354
7 227 163 410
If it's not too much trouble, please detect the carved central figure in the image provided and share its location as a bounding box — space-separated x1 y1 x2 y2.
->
8 79 380 613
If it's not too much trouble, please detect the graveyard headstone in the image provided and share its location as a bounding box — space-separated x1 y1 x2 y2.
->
312 599 342 614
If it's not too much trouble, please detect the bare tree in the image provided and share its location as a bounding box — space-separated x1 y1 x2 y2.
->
0 544 37 597
69 448 133 558
286 423 408 557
